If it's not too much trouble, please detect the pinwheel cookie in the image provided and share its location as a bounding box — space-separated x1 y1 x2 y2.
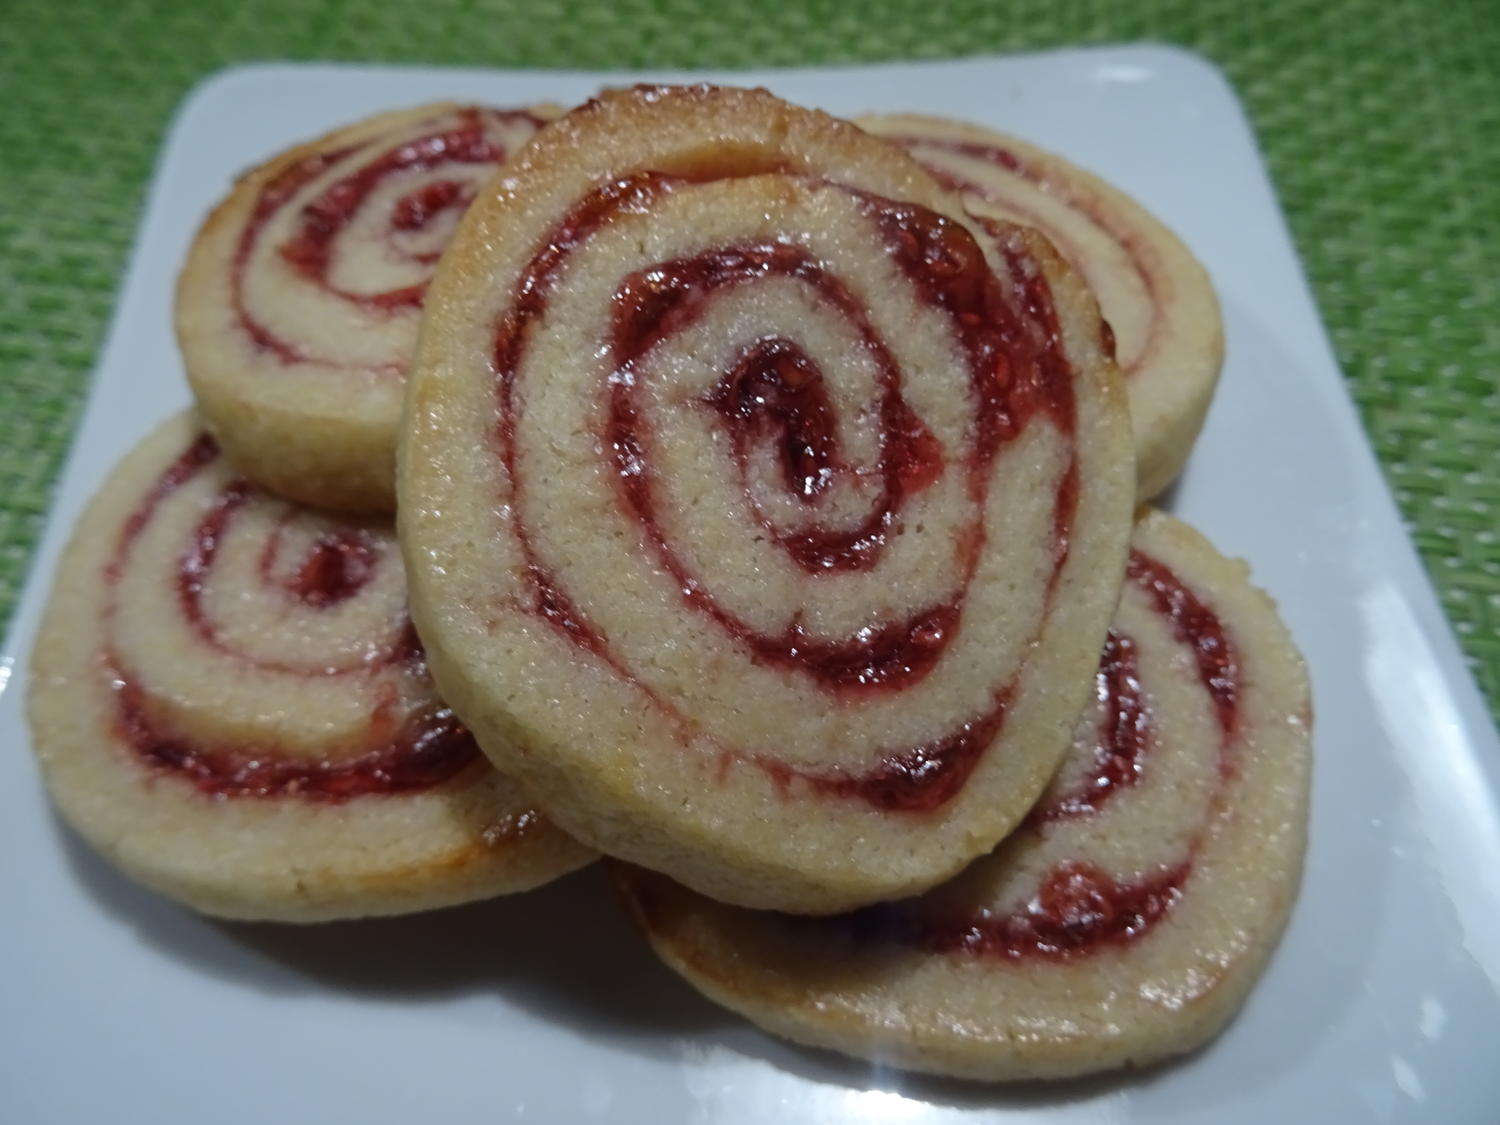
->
400 85 1135 914
862 114 1224 500
27 413 593 922
176 102 555 512
613 510 1311 1080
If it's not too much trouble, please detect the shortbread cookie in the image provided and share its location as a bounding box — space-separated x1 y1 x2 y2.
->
861 115 1224 500
400 85 1134 914
613 510 1311 1080
27 413 593 922
176 103 555 512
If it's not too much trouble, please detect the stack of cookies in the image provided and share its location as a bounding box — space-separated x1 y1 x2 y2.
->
27 85 1311 1082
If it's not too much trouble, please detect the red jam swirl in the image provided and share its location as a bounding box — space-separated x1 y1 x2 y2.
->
900 133 1158 377
114 681 477 801
609 243 946 578
1031 551 1241 825
491 171 1080 811
283 529 381 608
254 512 382 609
902 860 1188 960
104 435 479 800
491 179 673 673
1127 549 1240 738
391 179 470 233
1028 629 1148 826
706 337 844 503
176 481 397 676
604 238 969 693
846 546 1245 957
234 107 543 364
776 687 1011 813
193 486 380 610
995 240 1081 577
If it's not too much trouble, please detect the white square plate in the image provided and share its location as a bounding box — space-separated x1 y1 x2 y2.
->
4 46 1499 1123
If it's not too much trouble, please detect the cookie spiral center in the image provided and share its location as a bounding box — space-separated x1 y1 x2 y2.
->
487 171 1083 811
102 435 480 800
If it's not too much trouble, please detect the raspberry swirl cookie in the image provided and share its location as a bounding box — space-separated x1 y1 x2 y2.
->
861 115 1225 500
401 86 1134 913
176 103 555 512
27 413 593 922
613 510 1311 1080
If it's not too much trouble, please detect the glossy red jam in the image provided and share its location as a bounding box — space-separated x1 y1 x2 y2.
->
911 860 1187 960
846 547 1244 955
282 529 380 608
899 132 1157 377
1127 550 1240 738
103 435 479 800
233 107 542 364
789 687 1010 812
490 170 1081 811
1030 630 1148 825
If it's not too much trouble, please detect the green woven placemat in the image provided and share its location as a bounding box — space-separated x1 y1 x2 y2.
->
2 0 1497 720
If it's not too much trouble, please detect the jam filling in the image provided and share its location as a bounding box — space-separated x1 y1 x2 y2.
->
103 434 479 800
254 514 383 610
845 546 1243 956
176 483 397 676
995 240 1081 580
233 107 542 365
490 171 1079 810
609 243 946 578
1127 549 1240 739
705 337 844 504
890 860 1188 960
391 179 470 232
282 529 381 608
114 682 477 801
1029 629 1148 826
898 132 1157 376
771 687 1011 813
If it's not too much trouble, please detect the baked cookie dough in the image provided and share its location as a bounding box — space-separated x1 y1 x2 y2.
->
613 510 1311 1080
176 102 555 512
28 412 593 922
400 85 1134 914
862 114 1224 500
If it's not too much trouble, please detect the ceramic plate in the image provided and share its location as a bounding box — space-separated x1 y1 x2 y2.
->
4 46 1498 1123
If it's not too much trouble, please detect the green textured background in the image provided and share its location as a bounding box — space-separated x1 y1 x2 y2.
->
1 0 1496 720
